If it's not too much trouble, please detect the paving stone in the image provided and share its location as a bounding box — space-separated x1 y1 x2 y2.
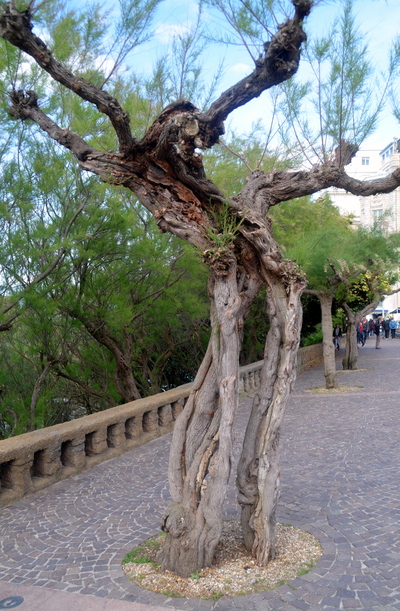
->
1 342 400 610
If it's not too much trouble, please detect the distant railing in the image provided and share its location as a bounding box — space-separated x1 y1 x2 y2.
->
0 343 322 508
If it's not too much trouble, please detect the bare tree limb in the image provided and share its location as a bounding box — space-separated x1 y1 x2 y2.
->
199 0 312 130
0 2 135 154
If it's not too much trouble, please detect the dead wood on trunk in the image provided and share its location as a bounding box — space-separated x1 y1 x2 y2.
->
236 218 306 564
159 259 261 577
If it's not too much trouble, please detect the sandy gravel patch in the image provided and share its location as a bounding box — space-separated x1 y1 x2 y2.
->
305 385 363 394
337 368 372 373
122 520 322 599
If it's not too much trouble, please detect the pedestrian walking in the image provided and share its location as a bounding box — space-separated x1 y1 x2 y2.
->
362 317 368 343
383 318 390 339
333 323 342 350
357 321 365 346
368 318 375 337
375 316 382 349
389 318 397 339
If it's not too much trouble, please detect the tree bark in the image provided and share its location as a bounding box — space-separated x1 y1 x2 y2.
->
222 212 308 563
64 309 142 403
236 255 306 564
342 311 359 370
159 259 261 577
341 298 380 370
318 293 338 389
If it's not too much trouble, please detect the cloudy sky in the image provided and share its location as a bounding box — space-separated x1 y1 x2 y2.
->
64 0 399 153
123 0 399 151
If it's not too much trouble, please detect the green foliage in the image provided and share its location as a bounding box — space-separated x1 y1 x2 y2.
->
270 194 400 337
204 200 245 258
0 131 209 437
205 0 276 63
276 0 400 161
204 127 293 197
122 533 164 566
301 324 323 347
122 532 165 565
269 194 354 291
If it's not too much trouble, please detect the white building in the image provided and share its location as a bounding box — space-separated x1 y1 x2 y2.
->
326 146 382 224
326 139 400 314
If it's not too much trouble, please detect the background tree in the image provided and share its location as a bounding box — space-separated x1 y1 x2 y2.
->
270 194 354 389
0 156 209 434
332 224 400 369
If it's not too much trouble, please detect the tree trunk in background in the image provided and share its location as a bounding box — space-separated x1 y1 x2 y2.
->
29 360 57 431
159 259 260 577
319 293 338 389
236 269 305 564
342 313 359 370
342 300 381 370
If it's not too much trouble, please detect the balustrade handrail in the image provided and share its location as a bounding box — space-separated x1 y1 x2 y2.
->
0 343 323 508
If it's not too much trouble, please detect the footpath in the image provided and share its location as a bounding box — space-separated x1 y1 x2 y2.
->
0 337 399 611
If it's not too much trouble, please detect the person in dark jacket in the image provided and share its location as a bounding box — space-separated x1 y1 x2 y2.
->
368 318 375 337
375 317 382 349
333 323 342 350
382 318 390 339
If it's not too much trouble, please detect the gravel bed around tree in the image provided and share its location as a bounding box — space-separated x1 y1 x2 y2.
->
122 520 322 599
305 385 363 393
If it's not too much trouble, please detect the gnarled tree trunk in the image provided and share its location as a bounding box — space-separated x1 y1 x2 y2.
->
303 289 338 389
158 258 261 577
341 298 380 370
236 224 306 563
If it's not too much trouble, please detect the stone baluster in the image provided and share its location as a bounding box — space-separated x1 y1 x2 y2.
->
158 404 173 427
107 423 126 449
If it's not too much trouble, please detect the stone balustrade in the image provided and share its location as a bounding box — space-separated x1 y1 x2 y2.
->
0 344 322 508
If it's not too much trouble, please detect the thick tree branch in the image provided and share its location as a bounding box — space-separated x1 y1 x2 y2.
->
332 169 400 198
0 312 19 332
199 0 312 130
0 2 135 154
237 162 400 214
9 90 97 160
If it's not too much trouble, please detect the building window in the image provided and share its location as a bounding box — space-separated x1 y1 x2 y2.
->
361 157 369 165
373 209 383 218
382 146 394 160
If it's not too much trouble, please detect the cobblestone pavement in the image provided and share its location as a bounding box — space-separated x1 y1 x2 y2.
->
0 338 399 610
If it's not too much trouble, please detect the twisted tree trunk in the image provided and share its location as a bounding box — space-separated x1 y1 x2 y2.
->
303 290 338 389
341 298 380 370
236 240 306 563
159 258 261 577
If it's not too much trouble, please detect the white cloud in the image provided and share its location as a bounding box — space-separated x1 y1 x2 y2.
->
94 55 116 76
154 23 190 45
229 62 252 76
